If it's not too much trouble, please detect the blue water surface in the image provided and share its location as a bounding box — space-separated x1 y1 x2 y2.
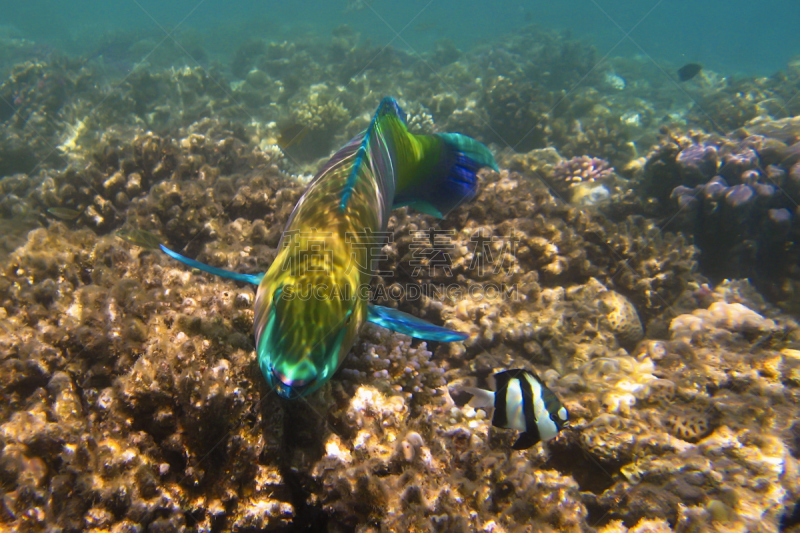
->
2 0 798 75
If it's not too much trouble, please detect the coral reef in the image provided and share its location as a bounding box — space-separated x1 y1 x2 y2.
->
545 285 800 532
1 20 800 533
0 222 295 532
549 155 616 205
686 72 800 133
639 123 800 312
0 59 79 177
377 168 699 352
286 85 352 160
310 373 587 532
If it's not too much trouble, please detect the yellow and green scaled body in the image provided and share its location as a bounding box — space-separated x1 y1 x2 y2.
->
162 97 497 398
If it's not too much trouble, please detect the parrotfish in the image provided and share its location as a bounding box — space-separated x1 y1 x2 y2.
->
161 97 497 399
461 369 568 449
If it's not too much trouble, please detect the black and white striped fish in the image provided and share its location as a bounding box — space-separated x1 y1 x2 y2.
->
463 369 568 450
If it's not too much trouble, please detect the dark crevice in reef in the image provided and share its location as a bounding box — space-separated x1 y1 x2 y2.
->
546 432 621 496
280 400 331 532
543 431 625 528
782 498 800 531
584 500 615 530
280 465 330 533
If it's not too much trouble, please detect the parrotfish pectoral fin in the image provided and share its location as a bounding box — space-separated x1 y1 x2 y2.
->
160 245 264 285
511 432 540 450
367 304 468 342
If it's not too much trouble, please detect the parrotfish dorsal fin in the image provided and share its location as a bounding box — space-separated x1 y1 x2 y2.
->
340 97 404 212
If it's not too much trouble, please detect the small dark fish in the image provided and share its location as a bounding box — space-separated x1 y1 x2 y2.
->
277 123 310 151
677 63 703 82
46 207 82 221
116 228 164 249
461 369 569 450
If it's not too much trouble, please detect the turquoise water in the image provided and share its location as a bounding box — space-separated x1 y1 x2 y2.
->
4 0 799 75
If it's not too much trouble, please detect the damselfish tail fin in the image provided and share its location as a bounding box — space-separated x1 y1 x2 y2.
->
460 386 496 409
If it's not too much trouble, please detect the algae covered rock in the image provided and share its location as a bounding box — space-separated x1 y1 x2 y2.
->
599 290 644 349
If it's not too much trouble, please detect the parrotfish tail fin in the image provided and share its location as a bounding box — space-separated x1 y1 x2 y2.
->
390 116 498 218
160 245 264 285
340 96 497 218
460 386 496 409
367 304 468 342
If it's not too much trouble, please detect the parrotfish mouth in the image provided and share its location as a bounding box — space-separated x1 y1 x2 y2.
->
271 365 316 397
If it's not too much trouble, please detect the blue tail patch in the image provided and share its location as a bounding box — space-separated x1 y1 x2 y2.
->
437 133 499 172
160 245 264 285
367 304 468 342
394 132 498 219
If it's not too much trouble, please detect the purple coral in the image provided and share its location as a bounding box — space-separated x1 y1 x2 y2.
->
741 169 761 185
754 183 776 198
768 208 791 225
783 140 800 167
719 147 759 184
724 184 754 207
765 165 786 182
789 162 800 184
671 176 767 210
670 185 699 209
702 176 727 199
677 143 718 184
661 131 800 308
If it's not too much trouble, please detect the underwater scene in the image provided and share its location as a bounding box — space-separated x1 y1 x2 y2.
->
3 1 800 532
